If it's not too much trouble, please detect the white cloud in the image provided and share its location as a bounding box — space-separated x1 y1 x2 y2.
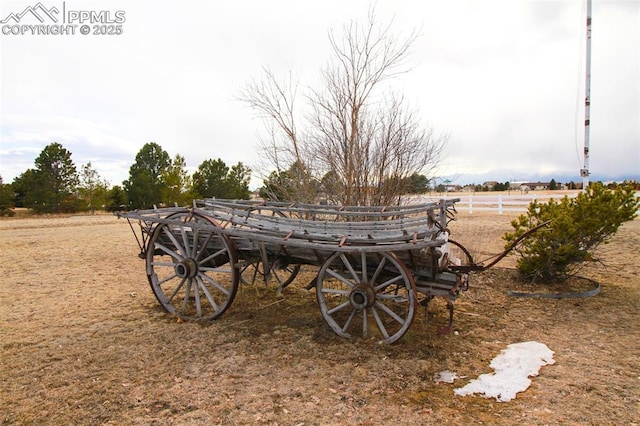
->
1 0 638 188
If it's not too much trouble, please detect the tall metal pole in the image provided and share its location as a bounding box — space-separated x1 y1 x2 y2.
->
581 0 592 189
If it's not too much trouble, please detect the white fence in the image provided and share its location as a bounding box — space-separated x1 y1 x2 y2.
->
410 192 579 214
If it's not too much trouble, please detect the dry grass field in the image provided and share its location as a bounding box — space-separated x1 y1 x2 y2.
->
1 210 638 425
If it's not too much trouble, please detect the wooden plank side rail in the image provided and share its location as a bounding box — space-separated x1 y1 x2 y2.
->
117 198 460 255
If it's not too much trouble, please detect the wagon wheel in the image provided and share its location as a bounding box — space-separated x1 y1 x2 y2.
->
448 240 475 266
417 239 475 308
240 260 301 289
440 240 482 276
239 208 302 290
316 251 416 344
146 211 239 321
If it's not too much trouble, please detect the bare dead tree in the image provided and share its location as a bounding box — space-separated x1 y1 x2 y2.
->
308 13 445 206
239 10 446 206
237 68 318 202
237 67 301 169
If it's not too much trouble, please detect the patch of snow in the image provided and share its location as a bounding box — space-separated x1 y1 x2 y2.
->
454 341 555 402
434 370 459 383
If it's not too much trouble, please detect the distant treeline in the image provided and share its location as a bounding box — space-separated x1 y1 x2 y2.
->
2 142 636 216
0 142 251 216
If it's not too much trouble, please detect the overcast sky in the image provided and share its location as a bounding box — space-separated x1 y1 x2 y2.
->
1 0 638 188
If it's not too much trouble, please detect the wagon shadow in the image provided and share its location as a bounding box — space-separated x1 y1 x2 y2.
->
204 279 468 358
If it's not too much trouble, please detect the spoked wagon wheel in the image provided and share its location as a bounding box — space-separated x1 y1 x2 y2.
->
316 251 416 344
443 239 475 271
240 260 301 289
146 211 239 321
239 209 302 290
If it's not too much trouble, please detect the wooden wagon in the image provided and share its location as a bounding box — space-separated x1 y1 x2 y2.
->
118 198 479 344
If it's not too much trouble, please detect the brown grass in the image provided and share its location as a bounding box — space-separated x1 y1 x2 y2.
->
1 212 638 425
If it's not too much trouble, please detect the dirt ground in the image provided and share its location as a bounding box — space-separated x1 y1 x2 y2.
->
1 210 638 425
